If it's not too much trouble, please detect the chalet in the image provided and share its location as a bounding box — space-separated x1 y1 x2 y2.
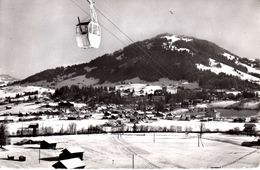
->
146 111 154 120
152 94 165 102
40 139 57 149
6 106 12 110
179 114 191 121
166 113 175 120
241 139 260 147
151 117 158 121
129 115 137 123
134 110 145 120
233 117 246 123
166 86 177 94
14 139 36 145
59 146 84 160
243 123 256 133
28 123 39 136
110 113 119 120
58 101 74 111
205 108 220 119
67 116 79 120
0 118 14 123
182 100 192 108
52 158 85 169
154 112 165 118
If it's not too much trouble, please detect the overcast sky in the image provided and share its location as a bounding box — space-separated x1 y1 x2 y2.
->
0 0 260 79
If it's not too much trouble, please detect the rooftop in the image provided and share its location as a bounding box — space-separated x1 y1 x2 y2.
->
63 146 84 153
55 158 85 169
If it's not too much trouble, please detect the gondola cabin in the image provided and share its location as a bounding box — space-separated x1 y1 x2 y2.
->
75 0 101 49
76 20 101 49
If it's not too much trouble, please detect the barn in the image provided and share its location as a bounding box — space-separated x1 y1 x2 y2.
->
59 146 84 160
40 139 57 149
52 158 85 169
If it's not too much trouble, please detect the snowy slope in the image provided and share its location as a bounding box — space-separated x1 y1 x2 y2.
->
56 76 100 88
162 35 194 55
0 74 18 87
0 85 54 99
196 58 260 84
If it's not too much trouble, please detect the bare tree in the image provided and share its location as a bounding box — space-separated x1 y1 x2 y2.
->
67 123 77 134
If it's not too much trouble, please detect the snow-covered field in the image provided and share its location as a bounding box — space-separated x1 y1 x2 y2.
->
0 85 54 99
209 100 239 108
0 133 259 169
0 102 48 115
56 76 100 88
209 100 260 110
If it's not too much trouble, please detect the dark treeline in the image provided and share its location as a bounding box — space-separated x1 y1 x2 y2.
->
52 85 258 110
52 85 122 104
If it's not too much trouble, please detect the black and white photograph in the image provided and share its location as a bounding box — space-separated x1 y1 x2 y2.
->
0 0 260 169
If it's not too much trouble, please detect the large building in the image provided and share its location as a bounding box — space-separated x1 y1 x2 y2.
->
52 158 85 169
59 146 84 160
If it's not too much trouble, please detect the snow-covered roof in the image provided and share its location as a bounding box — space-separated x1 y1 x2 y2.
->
57 158 85 169
42 139 57 144
195 104 208 108
63 146 84 153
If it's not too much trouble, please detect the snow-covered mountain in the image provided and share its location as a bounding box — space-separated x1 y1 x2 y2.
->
18 33 260 90
0 74 18 87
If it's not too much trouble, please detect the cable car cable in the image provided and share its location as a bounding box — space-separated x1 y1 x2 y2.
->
95 6 173 78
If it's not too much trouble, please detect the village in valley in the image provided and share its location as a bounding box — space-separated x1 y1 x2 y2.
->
0 81 260 169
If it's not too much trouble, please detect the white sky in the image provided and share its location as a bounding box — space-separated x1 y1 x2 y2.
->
0 0 260 79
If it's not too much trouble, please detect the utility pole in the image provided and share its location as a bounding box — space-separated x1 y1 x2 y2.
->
198 134 200 147
39 148 41 164
198 122 204 148
132 154 135 169
153 133 155 143
21 121 23 137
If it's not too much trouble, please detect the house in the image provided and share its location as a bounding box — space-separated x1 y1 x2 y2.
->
59 146 84 160
146 111 154 120
52 158 85 169
166 113 175 120
154 112 164 118
134 110 146 120
58 101 74 112
28 123 39 136
205 108 220 119
179 114 190 121
6 106 12 110
243 123 256 134
14 139 37 145
40 139 57 149
241 139 260 147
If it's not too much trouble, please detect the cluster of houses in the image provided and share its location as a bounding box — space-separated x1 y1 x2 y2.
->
44 141 86 169
12 138 86 169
